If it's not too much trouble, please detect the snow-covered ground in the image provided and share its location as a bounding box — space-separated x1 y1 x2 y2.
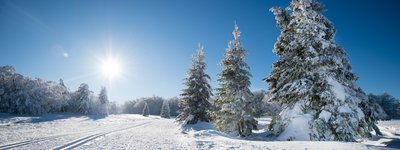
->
0 113 398 150
364 120 400 149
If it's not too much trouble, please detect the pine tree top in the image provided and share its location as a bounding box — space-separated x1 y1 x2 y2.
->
232 23 241 40
218 23 252 89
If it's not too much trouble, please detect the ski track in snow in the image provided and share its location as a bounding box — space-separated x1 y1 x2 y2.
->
0 114 399 150
0 114 153 150
0 123 135 149
53 122 150 150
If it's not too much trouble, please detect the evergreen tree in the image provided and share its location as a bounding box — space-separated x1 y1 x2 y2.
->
98 86 109 116
76 83 91 115
213 24 256 137
177 45 213 124
266 0 372 141
160 100 171 118
142 102 150 117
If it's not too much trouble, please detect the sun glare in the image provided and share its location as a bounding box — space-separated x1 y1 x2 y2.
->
101 57 121 79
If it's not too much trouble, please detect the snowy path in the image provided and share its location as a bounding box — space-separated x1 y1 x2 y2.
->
53 122 151 150
0 114 160 149
0 114 197 150
73 118 190 149
0 114 398 150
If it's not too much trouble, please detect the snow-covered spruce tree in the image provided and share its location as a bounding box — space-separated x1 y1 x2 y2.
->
75 83 91 115
98 86 109 116
142 102 150 117
177 45 213 124
266 0 373 141
213 24 256 137
160 100 171 118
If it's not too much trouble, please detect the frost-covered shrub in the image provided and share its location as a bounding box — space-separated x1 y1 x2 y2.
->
74 84 91 115
0 66 70 115
0 65 108 116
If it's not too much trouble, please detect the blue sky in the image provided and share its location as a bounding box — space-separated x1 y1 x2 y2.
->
0 0 399 102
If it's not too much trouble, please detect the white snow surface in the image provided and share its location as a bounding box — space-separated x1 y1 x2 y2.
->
276 100 314 141
338 104 352 113
277 114 312 141
364 120 400 149
327 77 346 101
0 113 398 150
318 110 332 122
280 100 304 120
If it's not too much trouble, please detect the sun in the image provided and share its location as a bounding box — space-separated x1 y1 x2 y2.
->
101 57 121 79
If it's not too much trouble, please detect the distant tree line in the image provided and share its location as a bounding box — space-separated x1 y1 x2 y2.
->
368 93 400 119
108 89 282 119
0 66 109 116
121 96 180 117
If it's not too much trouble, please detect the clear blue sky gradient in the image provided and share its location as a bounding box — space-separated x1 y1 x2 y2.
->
0 0 399 102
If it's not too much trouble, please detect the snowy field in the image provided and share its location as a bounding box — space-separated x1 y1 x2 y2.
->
0 113 399 150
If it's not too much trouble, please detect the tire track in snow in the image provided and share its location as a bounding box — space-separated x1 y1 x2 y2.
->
53 122 150 150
